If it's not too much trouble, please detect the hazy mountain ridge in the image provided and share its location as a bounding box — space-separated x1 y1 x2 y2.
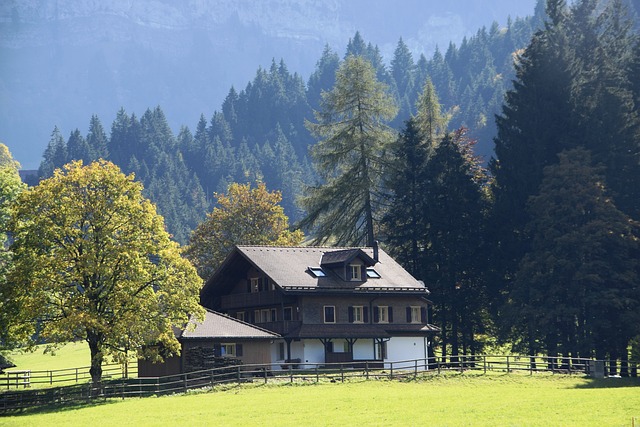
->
0 0 538 168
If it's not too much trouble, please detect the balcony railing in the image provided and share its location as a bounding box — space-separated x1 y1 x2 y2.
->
254 321 302 335
220 291 287 310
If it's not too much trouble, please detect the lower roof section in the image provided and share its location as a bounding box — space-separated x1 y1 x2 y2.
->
284 323 440 340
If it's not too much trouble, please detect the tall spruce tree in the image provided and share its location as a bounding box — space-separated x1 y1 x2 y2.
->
301 55 397 246
419 129 488 360
381 118 429 277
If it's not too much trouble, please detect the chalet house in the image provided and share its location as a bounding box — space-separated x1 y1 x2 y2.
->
200 244 439 369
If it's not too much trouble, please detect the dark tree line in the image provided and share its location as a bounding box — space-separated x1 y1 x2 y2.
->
490 0 640 372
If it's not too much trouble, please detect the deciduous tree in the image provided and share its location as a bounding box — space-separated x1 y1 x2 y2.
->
4 160 204 383
185 182 303 279
0 144 25 352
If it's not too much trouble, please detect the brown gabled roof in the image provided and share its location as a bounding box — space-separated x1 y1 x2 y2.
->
180 309 280 340
231 246 429 294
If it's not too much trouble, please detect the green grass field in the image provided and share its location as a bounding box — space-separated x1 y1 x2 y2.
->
5 342 91 371
2 372 639 426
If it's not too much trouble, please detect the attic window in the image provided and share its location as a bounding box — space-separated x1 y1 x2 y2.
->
366 268 381 278
308 267 326 277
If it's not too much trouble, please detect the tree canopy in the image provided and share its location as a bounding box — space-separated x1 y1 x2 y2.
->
4 160 204 383
185 182 304 279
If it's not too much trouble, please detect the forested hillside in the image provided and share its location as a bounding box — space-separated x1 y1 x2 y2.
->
35 8 543 243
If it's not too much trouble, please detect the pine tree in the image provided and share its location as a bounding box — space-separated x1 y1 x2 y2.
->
301 55 398 246
420 129 488 360
307 44 340 111
86 115 108 160
39 126 68 179
67 129 93 163
381 118 428 277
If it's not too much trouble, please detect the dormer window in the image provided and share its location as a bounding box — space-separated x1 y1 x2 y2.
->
308 267 326 278
349 264 361 281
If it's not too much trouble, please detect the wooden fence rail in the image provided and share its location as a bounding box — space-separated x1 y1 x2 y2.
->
1 355 637 413
1 361 138 390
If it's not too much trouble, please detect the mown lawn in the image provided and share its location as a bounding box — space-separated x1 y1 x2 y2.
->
3 372 639 426
5 342 91 372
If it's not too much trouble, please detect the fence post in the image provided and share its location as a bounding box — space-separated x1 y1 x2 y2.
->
50 371 53 385
263 367 267 384
390 361 393 379
340 364 344 383
415 359 418 378
483 356 487 374
76 368 79 384
315 365 319 383
289 363 293 383
365 361 369 380
183 373 188 392
237 366 241 383
506 356 510 373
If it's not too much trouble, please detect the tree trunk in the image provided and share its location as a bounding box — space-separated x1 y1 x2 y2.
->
440 301 447 363
87 332 104 385
620 347 629 377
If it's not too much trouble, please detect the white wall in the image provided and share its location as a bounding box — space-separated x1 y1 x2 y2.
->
385 336 429 370
302 340 325 366
353 339 375 360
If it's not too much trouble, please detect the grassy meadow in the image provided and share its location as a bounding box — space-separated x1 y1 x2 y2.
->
5 342 91 372
2 372 639 426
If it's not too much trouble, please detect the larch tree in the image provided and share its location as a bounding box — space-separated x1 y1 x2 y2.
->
185 182 304 279
4 160 204 384
301 55 398 246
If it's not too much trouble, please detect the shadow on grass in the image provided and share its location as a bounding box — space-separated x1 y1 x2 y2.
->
573 377 640 389
1 397 120 417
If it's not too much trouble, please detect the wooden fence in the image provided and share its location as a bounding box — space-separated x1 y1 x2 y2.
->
1 355 637 413
1 361 137 390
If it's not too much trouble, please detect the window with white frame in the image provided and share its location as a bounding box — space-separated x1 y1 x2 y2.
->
353 306 363 323
349 264 361 281
324 305 336 323
221 343 236 357
410 306 421 323
376 341 387 360
378 306 389 323
250 277 259 293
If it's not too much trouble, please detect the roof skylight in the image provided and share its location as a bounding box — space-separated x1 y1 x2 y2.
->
308 267 327 278
366 268 381 278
